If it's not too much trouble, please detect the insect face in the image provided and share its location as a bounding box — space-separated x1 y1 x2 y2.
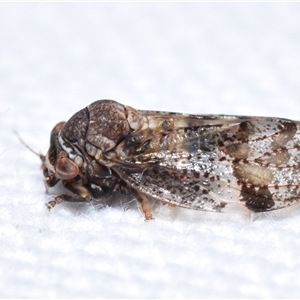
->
43 121 80 187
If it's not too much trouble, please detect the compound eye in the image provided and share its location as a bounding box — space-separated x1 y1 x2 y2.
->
55 152 79 180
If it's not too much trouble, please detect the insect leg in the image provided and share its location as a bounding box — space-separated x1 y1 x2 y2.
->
117 181 153 220
132 189 153 220
46 194 87 210
46 180 92 210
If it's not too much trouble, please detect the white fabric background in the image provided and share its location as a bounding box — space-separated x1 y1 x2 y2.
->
1 3 300 298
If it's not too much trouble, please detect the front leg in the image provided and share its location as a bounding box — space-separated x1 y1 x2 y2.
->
46 180 93 210
46 193 90 210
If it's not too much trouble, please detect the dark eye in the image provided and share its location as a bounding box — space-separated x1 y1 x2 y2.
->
43 167 49 177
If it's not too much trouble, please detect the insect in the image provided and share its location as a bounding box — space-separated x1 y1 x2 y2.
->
25 100 300 219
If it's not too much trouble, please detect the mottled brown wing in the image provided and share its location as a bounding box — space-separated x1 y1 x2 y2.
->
112 111 300 212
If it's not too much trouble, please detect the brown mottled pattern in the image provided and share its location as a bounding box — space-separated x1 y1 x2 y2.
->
61 108 89 143
87 100 131 152
112 112 300 213
43 100 300 217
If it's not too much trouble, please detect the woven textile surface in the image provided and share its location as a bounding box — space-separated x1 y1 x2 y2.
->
1 3 300 298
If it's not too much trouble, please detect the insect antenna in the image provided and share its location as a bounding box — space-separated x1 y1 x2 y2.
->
15 130 46 163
